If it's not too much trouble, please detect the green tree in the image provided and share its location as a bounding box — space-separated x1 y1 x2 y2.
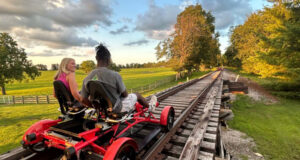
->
260 2 300 79
223 45 241 68
80 60 96 73
36 64 48 71
108 62 121 72
155 5 220 73
0 33 40 95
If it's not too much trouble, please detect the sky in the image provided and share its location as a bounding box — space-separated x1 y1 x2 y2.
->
0 0 272 68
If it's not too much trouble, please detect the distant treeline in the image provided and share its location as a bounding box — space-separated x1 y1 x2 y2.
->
43 61 170 72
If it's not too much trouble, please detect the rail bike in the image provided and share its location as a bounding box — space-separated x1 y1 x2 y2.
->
21 80 174 160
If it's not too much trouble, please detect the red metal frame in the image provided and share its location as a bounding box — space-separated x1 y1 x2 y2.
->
22 102 173 159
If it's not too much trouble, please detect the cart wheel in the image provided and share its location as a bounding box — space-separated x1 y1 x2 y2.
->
29 142 47 153
161 107 175 132
115 143 136 160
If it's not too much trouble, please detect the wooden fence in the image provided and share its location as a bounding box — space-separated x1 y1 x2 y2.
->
0 75 177 104
0 95 57 104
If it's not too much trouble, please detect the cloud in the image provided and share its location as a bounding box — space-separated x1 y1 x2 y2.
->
13 28 98 49
0 0 112 49
0 0 113 28
28 50 64 57
109 25 129 35
124 39 149 46
135 1 180 40
199 0 252 29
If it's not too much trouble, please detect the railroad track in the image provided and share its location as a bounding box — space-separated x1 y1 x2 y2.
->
142 72 223 160
0 71 224 160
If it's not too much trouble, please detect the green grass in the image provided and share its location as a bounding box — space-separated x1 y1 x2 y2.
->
0 70 209 154
5 68 176 95
228 95 300 160
0 104 59 153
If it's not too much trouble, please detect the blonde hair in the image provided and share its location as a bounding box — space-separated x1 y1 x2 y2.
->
54 58 75 80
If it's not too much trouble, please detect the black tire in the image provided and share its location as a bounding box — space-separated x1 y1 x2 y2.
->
162 108 175 132
115 143 136 160
29 142 47 153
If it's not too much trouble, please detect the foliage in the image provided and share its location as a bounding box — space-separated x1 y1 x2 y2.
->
228 95 300 160
108 62 121 72
155 5 220 72
35 64 47 71
223 45 241 68
0 33 40 95
80 60 96 73
51 64 59 70
228 1 300 80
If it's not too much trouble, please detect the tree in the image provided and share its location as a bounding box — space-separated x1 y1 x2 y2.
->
0 33 40 95
155 5 220 73
51 64 59 70
80 60 96 73
36 64 48 71
229 1 299 78
259 2 300 79
223 45 241 68
109 62 121 72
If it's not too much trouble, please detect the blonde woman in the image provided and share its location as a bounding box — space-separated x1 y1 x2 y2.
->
54 58 90 107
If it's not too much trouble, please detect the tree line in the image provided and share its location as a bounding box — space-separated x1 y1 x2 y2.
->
223 0 300 81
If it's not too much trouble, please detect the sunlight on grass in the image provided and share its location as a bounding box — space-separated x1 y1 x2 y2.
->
5 68 176 95
228 95 300 160
0 104 59 153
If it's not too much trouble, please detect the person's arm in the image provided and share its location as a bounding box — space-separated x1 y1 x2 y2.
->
67 72 82 102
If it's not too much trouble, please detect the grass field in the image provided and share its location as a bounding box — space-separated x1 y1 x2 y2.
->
0 104 59 153
228 95 300 160
0 69 209 154
226 68 300 160
5 67 176 95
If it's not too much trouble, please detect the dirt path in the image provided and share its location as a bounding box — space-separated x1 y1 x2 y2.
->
222 69 278 104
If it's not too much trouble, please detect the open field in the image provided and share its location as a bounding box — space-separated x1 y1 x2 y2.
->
228 95 300 160
5 68 176 95
0 69 209 154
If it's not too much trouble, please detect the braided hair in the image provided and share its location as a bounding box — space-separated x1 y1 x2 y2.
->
95 43 111 65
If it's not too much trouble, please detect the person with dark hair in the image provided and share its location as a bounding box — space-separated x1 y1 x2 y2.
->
81 44 149 113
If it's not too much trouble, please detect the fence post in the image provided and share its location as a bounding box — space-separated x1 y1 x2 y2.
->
12 96 15 104
36 96 39 104
131 89 133 93
22 96 24 104
46 95 50 104
8 96 10 104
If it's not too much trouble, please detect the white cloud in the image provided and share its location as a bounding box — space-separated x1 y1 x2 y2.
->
0 0 113 50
